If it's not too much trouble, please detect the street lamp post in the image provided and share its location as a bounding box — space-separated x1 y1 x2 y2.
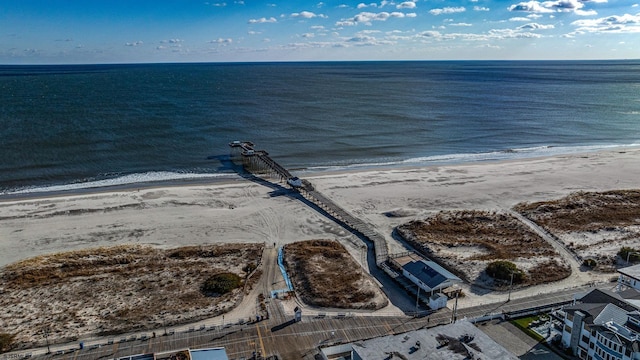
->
626 251 640 264
507 272 514 302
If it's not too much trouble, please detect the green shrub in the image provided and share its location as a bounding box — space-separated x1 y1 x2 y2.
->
0 333 15 353
201 272 242 296
583 258 597 268
486 261 526 283
619 247 640 263
243 263 257 274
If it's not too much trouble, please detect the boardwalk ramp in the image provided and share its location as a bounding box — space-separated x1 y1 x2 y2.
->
229 141 388 264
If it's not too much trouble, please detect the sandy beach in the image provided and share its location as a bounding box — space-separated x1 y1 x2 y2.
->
1 147 639 309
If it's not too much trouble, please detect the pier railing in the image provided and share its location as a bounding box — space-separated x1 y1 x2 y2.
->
229 141 388 264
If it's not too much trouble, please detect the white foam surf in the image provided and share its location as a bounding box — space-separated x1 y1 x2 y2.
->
2 171 234 196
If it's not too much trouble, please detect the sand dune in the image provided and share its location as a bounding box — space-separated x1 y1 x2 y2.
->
1 147 639 316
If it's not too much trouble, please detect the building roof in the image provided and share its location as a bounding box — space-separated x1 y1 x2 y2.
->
341 320 517 360
620 288 640 301
565 288 640 325
402 260 461 291
578 288 640 312
565 303 608 324
190 348 229 360
430 292 448 301
594 304 631 327
619 264 640 281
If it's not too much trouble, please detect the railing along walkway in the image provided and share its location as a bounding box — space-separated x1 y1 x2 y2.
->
229 141 388 264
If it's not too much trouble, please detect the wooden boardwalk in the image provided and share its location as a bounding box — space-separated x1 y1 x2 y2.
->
229 141 388 263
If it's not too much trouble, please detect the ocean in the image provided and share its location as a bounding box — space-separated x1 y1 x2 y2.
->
1 60 639 195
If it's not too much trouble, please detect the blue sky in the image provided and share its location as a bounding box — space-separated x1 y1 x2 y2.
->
1 0 639 63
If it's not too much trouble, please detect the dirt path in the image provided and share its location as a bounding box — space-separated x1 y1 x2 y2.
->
218 245 282 323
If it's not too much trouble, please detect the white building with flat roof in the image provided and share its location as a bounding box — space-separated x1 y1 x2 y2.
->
618 264 640 292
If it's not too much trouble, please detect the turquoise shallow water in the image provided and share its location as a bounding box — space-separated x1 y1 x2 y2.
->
1 60 639 194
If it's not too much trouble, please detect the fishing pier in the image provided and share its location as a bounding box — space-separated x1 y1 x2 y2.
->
229 141 388 263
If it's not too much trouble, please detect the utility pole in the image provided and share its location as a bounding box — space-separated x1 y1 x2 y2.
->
415 287 421 315
43 327 51 354
451 291 459 323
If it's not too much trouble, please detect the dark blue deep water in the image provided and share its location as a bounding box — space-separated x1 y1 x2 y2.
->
1 61 639 194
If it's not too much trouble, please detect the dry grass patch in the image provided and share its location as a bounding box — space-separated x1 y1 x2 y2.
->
396 210 570 288
283 240 387 310
514 189 640 268
0 243 263 350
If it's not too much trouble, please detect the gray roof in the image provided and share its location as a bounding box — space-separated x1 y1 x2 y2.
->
564 303 609 324
619 264 640 281
344 320 517 360
402 260 461 290
594 304 631 326
190 348 229 360
576 288 640 313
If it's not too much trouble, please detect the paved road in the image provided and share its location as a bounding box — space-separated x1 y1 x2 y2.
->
6 282 597 360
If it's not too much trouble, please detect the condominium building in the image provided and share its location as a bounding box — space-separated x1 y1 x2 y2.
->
561 287 640 360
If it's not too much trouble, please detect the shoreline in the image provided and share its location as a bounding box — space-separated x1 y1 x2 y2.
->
2 144 638 204
0 174 242 203
0 145 638 270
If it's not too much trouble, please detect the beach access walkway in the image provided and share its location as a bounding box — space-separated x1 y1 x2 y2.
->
229 141 388 264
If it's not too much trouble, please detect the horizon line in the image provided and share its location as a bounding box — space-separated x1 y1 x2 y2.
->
2 58 640 67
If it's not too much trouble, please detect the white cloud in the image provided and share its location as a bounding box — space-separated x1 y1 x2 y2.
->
209 38 233 44
248 17 278 23
518 22 555 29
336 11 411 26
508 1 554 13
510 17 532 21
414 26 546 42
509 0 604 15
125 41 143 47
571 13 640 33
358 3 376 8
474 6 490 11
429 7 466 15
292 11 318 18
417 30 442 38
575 9 598 16
406 12 417 17
161 39 183 44
397 1 417 9
487 28 543 38
450 22 473 26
